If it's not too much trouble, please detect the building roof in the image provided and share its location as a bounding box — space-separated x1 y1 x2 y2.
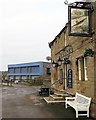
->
8 61 51 68
49 23 68 48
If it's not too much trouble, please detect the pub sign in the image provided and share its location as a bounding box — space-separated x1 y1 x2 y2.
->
68 2 93 36
67 69 72 88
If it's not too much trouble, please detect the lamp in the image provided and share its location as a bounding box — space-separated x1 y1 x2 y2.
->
64 57 71 64
57 56 62 66
52 61 58 68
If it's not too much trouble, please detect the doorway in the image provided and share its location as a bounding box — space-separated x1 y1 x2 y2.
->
59 69 63 84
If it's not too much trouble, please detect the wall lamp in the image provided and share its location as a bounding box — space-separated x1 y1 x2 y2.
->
57 56 62 66
52 61 58 68
64 57 71 64
58 57 71 65
52 57 71 67
52 57 62 68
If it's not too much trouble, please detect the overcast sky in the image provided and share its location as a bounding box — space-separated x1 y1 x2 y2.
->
0 0 80 71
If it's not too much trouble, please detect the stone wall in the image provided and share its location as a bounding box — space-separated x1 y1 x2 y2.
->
49 2 96 118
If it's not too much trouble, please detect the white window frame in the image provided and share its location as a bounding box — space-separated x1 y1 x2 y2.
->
84 57 88 81
78 59 81 80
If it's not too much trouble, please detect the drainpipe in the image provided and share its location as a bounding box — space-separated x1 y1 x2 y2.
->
65 64 67 90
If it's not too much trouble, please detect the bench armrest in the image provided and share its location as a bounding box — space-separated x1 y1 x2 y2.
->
65 97 75 101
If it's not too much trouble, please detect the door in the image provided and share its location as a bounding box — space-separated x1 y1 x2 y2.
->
59 69 63 84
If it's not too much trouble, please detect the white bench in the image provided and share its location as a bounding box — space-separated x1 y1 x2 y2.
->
65 92 91 118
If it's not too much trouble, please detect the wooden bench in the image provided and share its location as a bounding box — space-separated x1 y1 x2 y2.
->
65 92 91 118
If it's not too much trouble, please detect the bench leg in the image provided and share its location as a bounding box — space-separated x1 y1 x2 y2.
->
87 110 89 117
65 102 67 108
76 110 78 118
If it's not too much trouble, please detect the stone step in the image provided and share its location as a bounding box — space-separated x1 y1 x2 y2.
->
54 92 70 97
43 97 65 104
54 92 64 96
50 94 63 99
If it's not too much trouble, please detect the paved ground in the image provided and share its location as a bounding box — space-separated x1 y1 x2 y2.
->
1 84 94 119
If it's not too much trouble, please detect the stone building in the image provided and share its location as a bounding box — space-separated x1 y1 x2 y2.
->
49 1 96 118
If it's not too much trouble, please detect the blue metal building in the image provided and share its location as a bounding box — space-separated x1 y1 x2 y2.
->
8 61 51 80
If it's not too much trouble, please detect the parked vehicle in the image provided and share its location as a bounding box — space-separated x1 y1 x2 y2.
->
14 80 19 84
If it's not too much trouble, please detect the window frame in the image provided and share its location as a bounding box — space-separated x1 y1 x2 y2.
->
78 58 82 81
84 57 88 81
77 57 88 81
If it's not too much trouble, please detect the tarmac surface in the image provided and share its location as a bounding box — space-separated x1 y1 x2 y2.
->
1 84 94 119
